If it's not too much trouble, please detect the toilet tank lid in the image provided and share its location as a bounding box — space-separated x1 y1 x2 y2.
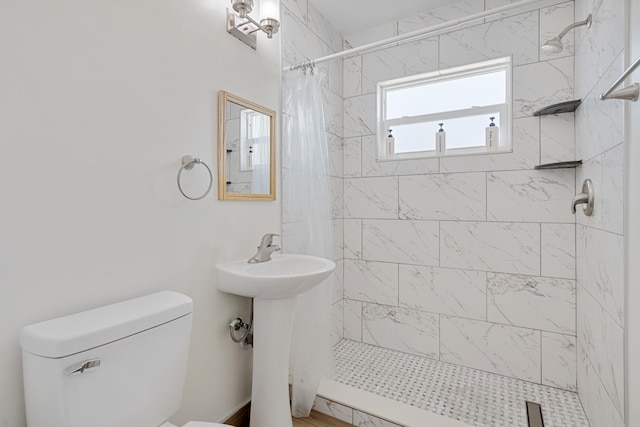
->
20 291 193 358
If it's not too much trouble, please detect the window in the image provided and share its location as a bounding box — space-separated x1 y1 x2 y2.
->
240 109 270 172
378 57 511 160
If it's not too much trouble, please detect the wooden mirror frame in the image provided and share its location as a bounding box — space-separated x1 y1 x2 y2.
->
217 91 276 201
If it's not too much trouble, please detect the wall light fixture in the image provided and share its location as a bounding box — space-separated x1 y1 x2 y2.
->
227 0 280 50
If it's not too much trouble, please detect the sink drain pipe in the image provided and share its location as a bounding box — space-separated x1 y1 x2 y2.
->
229 298 254 349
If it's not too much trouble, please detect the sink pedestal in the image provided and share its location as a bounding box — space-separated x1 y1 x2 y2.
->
215 254 336 427
250 297 296 427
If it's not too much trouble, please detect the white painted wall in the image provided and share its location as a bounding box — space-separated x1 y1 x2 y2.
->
0 1 281 426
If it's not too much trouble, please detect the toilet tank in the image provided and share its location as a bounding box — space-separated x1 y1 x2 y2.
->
20 291 193 427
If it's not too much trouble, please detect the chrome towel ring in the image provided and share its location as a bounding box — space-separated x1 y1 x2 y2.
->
177 155 213 200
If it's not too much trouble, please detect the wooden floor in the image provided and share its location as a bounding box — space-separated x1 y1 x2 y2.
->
292 410 353 427
223 402 353 427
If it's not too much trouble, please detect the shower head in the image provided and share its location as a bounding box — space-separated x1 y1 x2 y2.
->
541 37 564 54
542 14 592 54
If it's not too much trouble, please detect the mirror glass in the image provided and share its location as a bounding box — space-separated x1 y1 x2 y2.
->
218 91 276 200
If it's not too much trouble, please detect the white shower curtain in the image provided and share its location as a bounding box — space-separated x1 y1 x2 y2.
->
283 68 334 417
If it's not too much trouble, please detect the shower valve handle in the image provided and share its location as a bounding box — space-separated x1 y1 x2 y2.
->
571 179 594 216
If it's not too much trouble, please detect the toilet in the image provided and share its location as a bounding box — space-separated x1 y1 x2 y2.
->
20 291 231 427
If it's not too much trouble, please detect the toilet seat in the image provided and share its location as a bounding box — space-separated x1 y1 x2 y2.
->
183 422 231 427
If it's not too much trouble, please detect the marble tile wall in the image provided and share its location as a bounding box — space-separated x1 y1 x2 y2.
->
574 0 626 425
282 1 626 418
341 0 581 391
280 0 345 345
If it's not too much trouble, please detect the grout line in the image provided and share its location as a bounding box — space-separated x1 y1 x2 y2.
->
359 300 363 342
485 171 489 221
540 329 544 386
540 222 543 278
485 269 489 322
349 218 577 233
574 177 579 393
575 222 624 237
576 280 624 330
582 345 625 420
438 313 442 361
396 263 400 308
343 255 577 281
396 175 400 220
437 220 441 268
537 9 541 64
359 136 363 178
359 219 363 261
341 297 576 336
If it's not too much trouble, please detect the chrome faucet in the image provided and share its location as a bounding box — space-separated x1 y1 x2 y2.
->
248 233 281 263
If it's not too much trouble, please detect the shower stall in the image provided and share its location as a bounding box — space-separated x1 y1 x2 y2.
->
281 0 630 425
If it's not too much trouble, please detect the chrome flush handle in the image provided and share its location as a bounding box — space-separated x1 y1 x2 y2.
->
64 358 101 376
571 179 594 216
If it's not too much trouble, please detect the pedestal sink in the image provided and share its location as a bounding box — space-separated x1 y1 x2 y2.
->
215 254 336 427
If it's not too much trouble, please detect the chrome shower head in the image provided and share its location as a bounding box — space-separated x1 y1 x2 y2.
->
542 14 592 54
541 36 564 54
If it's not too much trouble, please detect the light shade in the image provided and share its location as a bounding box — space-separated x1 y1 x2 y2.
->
231 0 253 19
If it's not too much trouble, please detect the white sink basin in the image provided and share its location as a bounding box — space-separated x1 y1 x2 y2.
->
215 253 336 300
215 253 336 427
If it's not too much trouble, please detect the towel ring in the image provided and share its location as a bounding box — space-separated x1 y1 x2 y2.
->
177 155 213 201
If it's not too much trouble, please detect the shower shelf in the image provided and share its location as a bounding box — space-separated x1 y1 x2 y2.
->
532 100 582 170
533 99 581 116
534 160 582 170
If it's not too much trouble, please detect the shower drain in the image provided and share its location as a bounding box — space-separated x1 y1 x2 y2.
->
526 401 545 427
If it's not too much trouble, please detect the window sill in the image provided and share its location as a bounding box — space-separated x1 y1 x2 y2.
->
378 147 513 162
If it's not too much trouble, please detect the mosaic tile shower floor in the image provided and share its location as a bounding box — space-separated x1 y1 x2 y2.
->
333 340 589 427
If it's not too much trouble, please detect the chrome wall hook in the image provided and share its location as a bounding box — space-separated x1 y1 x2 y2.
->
571 179 594 216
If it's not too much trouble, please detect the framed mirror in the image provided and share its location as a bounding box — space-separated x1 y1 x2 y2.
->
218 91 276 201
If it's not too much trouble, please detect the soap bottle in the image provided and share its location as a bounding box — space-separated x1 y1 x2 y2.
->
386 129 395 157
436 123 446 154
485 117 499 151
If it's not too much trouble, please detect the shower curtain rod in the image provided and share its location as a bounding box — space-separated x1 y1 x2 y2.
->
285 0 540 71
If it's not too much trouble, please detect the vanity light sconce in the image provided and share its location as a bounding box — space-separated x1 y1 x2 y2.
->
227 0 280 50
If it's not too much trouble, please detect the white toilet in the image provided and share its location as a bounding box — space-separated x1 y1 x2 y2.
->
20 291 231 427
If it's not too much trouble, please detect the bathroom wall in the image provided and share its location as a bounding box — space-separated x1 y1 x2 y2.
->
341 0 580 391
280 0 345 345
0 1 281 426
573 0 626 425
